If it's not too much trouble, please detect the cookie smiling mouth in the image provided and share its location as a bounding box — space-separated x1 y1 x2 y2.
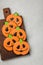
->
16 48 28 52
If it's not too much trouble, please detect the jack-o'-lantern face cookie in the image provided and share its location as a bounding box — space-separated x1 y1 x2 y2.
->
2 22 10 37
10 27 26 40
13 39 30 55
3 34 19 51
2 22 17 37
6 12 22 26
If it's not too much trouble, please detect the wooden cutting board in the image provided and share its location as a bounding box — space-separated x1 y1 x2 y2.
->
0 8 30 60
0 8 11 53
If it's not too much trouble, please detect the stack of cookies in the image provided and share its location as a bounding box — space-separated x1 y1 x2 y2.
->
0 8 30 60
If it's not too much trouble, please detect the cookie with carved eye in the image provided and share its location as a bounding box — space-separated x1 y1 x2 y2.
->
10 27 26 40
2 22 17 37
6 14 15 22
14 16 22 26
8 21 17 30
2 22 10 37
6 12 22 26
13 39 30 55
3 34 19 51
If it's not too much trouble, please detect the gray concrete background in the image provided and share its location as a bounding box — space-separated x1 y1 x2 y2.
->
0 0 43 65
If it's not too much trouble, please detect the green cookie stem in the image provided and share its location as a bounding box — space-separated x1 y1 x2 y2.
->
14 12 19 16
5 21 8 25
8 34 12 38
20 39 23 44
16 26 20 30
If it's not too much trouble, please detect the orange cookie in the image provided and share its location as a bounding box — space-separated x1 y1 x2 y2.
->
2 22 17 37
13 39 30 55
2 24 10 37
10 27 26 40
3 35 19 51
6 13 22 26
14 12 22 26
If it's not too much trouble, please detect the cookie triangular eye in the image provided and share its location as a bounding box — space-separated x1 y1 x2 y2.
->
7 41 10 45
17 45 20 49
10 18 14 20
14 32 17 36
16 18 19 22
22 44 25 48
9 25 13 28
19 32 22 36
5 27 8 31
12 39 16 43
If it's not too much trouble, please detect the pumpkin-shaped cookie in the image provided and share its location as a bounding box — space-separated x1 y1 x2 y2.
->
6 12 22 26
2 22 17 37
13 39 30 55
10 27 26 40
2 23 10 37
3 35 19 51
